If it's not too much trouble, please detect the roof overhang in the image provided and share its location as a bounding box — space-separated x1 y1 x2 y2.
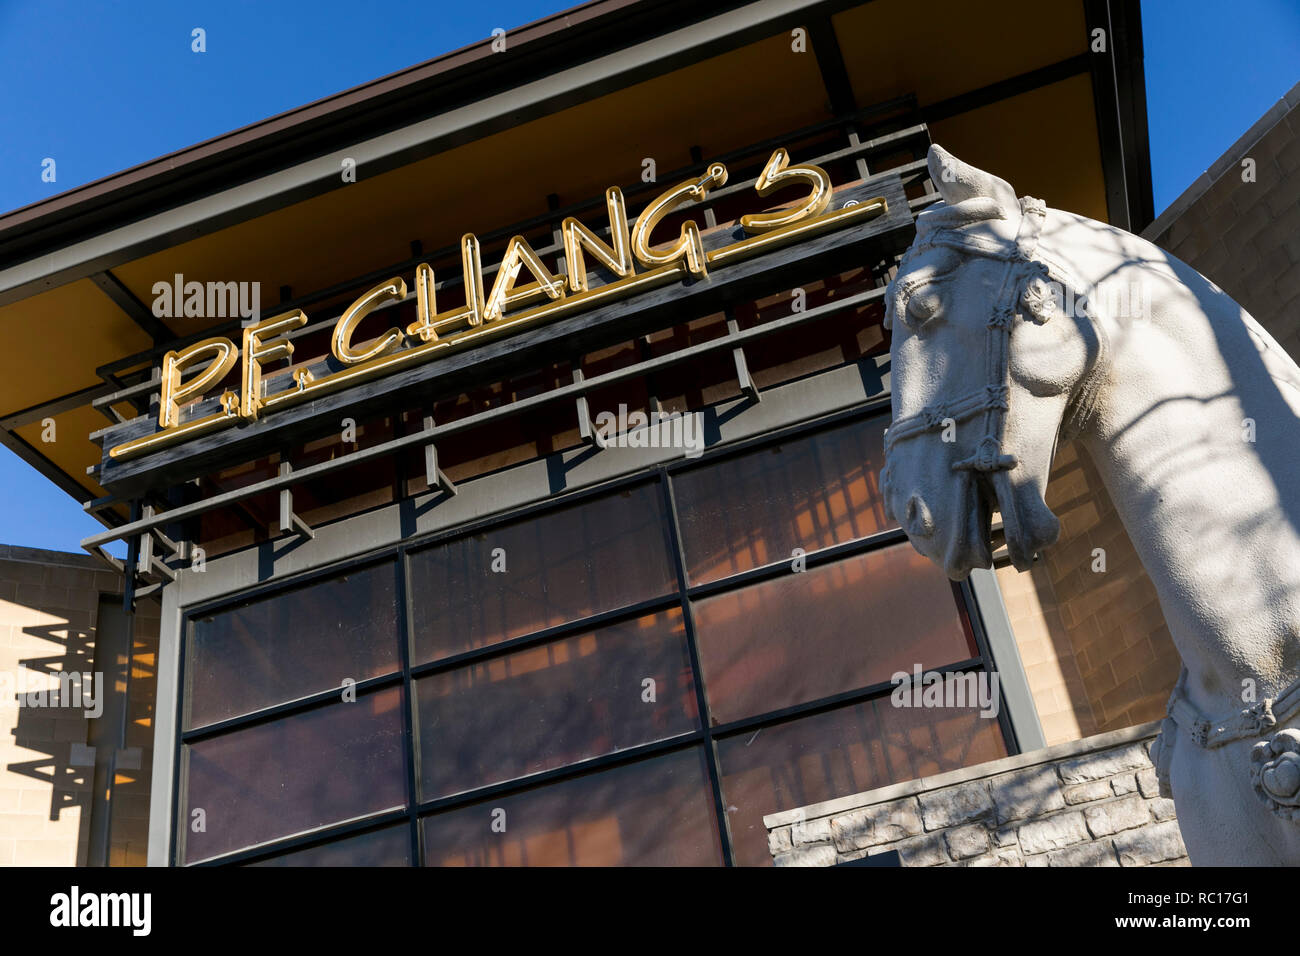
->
0 0 1152 529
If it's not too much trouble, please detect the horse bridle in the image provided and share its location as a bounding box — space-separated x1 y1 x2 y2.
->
882 195 1049 480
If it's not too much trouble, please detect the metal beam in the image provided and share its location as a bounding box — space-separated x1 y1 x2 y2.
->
0 424 94 504
421 415 457 495
1107 0 1154 230
0 0 867 310
277 460 315 539
727 314 761 402
94 171 912 493
968 567 1047 752
0 382 114 430
81 282 891 550
809 16 857 117
574 369 609 449
89 270 173 344
1083 0 1131 231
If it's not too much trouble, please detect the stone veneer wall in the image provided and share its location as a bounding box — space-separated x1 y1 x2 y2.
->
765 722 1188 867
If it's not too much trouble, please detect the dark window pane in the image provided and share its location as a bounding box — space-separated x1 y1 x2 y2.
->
185 563 400 729
421 748 722 866
180 687 406 863
718 697 1008 866
416 608 698 799
247 825 411 867
673 416 894 585
409 484 677 664
692 543 977 724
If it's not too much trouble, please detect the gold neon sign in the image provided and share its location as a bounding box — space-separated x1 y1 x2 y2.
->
108 149 887 463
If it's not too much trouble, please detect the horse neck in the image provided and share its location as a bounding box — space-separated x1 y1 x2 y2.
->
1045 210 1300 710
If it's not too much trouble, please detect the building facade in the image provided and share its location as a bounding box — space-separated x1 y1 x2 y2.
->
0 546 158 866
0 0 1180 867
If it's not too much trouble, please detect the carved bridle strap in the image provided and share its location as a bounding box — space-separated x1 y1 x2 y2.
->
1165 666 1300 751
885 196 1048 474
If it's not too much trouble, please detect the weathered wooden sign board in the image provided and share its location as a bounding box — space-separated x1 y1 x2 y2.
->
94 157 914 494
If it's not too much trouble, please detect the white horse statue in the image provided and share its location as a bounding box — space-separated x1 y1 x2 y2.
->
881 145 1300 866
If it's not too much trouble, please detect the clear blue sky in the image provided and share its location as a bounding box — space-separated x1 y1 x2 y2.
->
0 0 1296 555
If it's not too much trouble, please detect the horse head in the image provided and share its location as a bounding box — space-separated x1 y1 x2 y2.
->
881 145 1107 579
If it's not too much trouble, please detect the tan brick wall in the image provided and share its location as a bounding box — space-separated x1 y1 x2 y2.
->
994 558 1093 746
997 441 1182 744
110 602 161 867
1039 441 1182 732
0 547 158 867
1147 85 1300 361
999 88 1300 749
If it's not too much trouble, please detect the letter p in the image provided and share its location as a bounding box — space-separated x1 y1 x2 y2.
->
159 337 239 429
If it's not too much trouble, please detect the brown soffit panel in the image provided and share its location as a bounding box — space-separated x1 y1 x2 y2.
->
13 403 114 500
833 0 1088 110
0 0 832 288
107 31 833 339
0 0 645 245
930 73 1108 223
0 279 153 418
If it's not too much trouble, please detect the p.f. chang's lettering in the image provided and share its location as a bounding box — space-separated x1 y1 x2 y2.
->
109 149 886 462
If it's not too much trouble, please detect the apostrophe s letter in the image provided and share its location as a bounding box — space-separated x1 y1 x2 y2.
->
740 149 831 234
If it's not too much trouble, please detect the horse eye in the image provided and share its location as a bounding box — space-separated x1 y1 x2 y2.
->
907 289 942 326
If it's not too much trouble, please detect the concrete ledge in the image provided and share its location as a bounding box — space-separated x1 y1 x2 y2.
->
0 543 111 572
764 720 1162 829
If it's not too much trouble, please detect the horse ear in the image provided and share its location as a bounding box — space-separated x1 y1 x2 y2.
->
927 145 1018 213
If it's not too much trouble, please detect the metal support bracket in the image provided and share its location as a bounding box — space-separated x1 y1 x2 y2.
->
135 504 155 575
727 316 761 402
422 415 457 495
277 461 315 539
134 505 180 582
143 553 176 582
573 368 607 448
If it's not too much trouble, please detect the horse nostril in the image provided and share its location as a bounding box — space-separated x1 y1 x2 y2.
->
906 493 934 537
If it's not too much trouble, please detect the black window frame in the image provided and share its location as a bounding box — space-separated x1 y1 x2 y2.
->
170 401 1022 867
